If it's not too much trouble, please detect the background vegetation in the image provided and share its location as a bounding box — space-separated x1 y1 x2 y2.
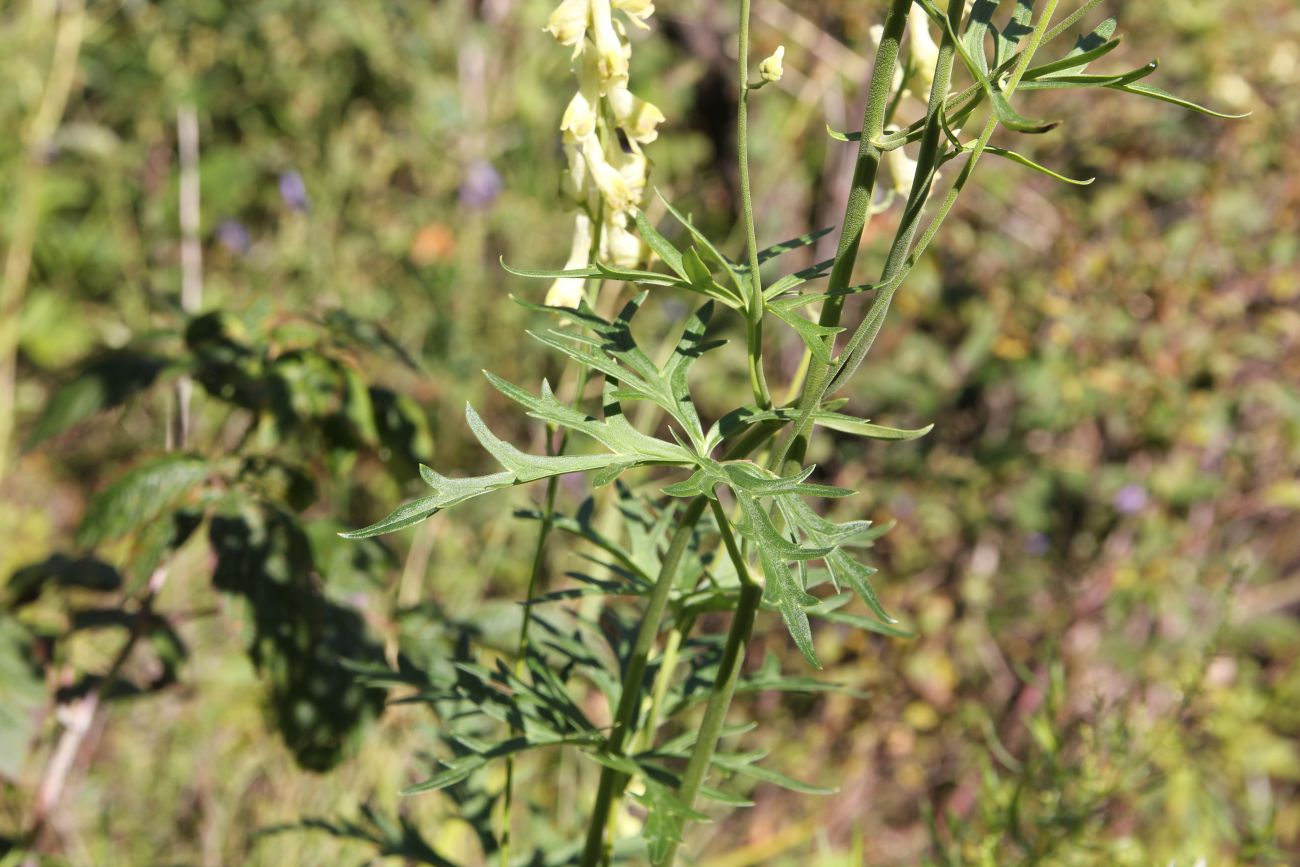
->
1 0 1297 864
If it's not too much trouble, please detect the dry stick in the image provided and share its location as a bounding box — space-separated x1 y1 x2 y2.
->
172 104 203 450
22 567 172 863
0 0 85 481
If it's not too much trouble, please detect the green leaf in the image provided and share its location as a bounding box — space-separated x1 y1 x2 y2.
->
661 302 722 449
755 227 834 265
78 454 210 547
768 297 843 365
0 617 45 780
1027 35 1122 78
26 351 169 447
681 247 743 308
757 544 820 669
657 192 746 296
711 752 836 795
341 470 515 538
959 144 1094 185
1106 81 1250 119
465 404 625 482
763 258 835 300
635 209 687 278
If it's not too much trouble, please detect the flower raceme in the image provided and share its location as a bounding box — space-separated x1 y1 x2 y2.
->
544 0 664 307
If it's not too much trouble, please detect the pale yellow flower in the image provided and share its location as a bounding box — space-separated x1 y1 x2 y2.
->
608 85 664 144
885 141 919 196
908 6 941 96
546 213 594 308
546 0 589 56
612 0 654 29
602 212 644 268
590 0 630 88
579 135 633 211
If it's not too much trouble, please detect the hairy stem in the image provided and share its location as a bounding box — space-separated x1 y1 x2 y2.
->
579 495 708 867
737 0 772 409
828 0 1062 393
659 498 763 867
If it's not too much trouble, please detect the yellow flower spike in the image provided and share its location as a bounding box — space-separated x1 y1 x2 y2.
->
545 213 593 308
907 5 941 97
759 45 785 83
546 0 590 56
589 0 630 88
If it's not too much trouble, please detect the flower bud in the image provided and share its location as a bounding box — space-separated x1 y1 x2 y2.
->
759 45 785 83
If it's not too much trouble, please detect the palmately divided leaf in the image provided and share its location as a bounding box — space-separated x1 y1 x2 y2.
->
768 297 844 365
465 404 629 482
756 544 820 669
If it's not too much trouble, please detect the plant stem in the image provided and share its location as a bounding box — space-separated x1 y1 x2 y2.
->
765 0 911 471
827 0 1061 394
737 0 771 410
658 498 763 867
579 495 709 867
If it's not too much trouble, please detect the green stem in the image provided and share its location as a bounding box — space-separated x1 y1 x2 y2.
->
827 0 1061 394
635 624 685 754
658 498 763 867
765 0 911 471
737 0 771 410
579 495 709 867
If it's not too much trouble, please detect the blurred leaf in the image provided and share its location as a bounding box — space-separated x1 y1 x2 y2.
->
78 455 210 548
26 350 169 447
0 617 45 780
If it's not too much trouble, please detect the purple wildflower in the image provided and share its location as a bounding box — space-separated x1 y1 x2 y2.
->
215 219 251 255
459 159 503 209
1113 484 1148 515
1024 532 1051 556
278 170 309 212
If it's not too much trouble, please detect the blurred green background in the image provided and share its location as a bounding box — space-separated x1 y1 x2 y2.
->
1 0 1297 864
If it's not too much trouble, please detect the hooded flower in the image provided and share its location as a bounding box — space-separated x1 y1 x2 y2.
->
908 6 942 96
885 139 919 196
608 85 665 143
612 0 654 29
589 0 629 88
546 213 594 308
546 0 590 56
